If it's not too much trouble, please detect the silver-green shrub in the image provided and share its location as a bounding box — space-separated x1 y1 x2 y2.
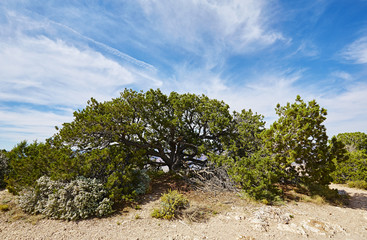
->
19 176 113 220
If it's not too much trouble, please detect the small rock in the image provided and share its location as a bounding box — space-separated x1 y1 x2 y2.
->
277 223 307 236
234 215 242 220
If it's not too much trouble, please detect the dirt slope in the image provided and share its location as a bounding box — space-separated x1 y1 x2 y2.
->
1 184 367 240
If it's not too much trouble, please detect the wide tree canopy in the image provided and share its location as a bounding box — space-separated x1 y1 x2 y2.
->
57 89 234 171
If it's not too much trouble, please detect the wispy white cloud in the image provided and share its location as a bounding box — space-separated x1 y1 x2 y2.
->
163 66 307 121
0 36 137 106
0 0 366 150
47 19 157 72
320 82 367 135
136 0 284 55
0 8 162 106
331 71 353 81
341 36 367 64
164 65 367 138
293 41 319 57
0 8 164 150
0 107 74 149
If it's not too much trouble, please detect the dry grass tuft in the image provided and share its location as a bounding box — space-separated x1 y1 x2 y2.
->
0 189 45 224
182 205 214 223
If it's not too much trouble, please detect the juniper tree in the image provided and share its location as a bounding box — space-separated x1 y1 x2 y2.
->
263 95 346 186
57 89 233 171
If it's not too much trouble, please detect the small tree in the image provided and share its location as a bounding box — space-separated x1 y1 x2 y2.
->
6 141 55 193
332 132 367 183
263 95 346 186
332 149 367 183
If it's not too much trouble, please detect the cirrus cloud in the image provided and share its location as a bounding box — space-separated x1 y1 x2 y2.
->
341 36 367 64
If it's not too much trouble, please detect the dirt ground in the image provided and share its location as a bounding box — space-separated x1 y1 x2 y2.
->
1 184 367 240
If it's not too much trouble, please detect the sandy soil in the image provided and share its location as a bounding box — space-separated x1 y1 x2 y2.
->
1 184 367 240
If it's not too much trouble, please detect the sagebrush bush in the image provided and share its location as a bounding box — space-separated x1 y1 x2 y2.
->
151 190 189 220
19 176 113 220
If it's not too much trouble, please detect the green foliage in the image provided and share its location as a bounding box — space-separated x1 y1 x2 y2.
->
331 132 367 184
69 145 150 202
336 132 367 152
262 95 347 186
151 190 189 220
5 141 74 194
210 110 280 202
226 151 281 201
18 176 113 220
0 204 10 212
58 89 233 171
0 149 9 188
347 180 367 190
6 140 150 203
332 149 367 183
224 109 265 158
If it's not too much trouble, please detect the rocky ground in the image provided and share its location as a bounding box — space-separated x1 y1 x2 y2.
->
1 184 367 240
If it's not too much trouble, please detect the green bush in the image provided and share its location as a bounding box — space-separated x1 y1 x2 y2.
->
18 176 113 220
6 141 74 194
0 204 10 212
6 141 150 203
151 190 189 220
211 150 281 202
209 109 281 202
332 132 367 185
335 132 367 152
262 96 347 187
231 153 281 202
332 150 367 184
347 180 367 190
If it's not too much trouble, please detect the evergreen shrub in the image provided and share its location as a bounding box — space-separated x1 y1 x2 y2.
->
332 150 367 184
6 141 150 203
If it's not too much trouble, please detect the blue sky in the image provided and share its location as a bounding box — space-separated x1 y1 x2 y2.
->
1 0 367 150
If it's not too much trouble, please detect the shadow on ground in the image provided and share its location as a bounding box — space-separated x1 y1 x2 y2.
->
348 192 367 210
331 184 367 211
